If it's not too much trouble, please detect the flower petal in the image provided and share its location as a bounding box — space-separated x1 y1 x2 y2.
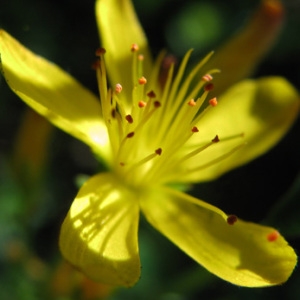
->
95 0 153 102
204 0 284 96
183 77 299 182
140 186 297 287
59 172 140 287
0 30 110 161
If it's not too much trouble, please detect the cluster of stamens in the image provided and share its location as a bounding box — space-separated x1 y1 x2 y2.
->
94 44 245 188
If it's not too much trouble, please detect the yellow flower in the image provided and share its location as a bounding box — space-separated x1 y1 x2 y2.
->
0 0 298 288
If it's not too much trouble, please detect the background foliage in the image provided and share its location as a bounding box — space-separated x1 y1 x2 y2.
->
0 0 300 299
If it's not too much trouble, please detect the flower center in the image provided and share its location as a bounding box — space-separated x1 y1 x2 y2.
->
94 45 244 187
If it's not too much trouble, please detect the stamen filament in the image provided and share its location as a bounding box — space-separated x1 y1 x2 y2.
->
170 52 217 114
157 63 174 116
115 131 135 164
96 45 246 188
131 43 139 86
181 137 219 162
165 187 228 220
188 143 246 173
119 148 162 182
148 49 167 92
166 49 194 114
191 97 218 125
134 102 161 134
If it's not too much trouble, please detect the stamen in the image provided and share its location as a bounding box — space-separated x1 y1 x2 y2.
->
188 99 197 107
188 143 246 173
111 108 116 118
131 43 139 52
131 43 142 93
95 47 106 56
127 132 135 138
162 54 177 70
122 148 163 173
202 74 213 82
91 60 100 70
267 231 280 242
155 148 162 155
212 135 220 143
227 215 238 225
112 88 127 120
138 76 147 85
218 132 245 142
138 101 147 108
96 44 246 188
147 90 156 98
125 115 133 124
204 83 214 92
165 51 215 120
154 101 161 108
115 131 135 165
181 136 219 162
115 83 122 94
134 101 161 134
182 89 214 128
209 97 218 107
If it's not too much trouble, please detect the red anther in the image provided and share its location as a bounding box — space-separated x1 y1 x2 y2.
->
138 54 144 61
120 162 125 166
95 47 106 56
188 99 196 107
131 43 139 52
204 83 214 92
191 126 199 133
115 83 122 94
154 101 161 108
155 148 162 155
227 215 238 225
127 132 135 138
202 74 213 82
267 231 280 242
138 101 147 108
138 76 147 85
147 90 156 98
111 108 116 118
91 60 100 70
209 97 218 107
212 135 220 143
125 115 133 123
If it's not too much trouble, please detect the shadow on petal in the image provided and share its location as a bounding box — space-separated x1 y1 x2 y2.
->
60 173 141 287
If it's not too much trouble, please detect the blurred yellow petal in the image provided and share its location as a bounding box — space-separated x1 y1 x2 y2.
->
0 30 110 161
95 0 153 103
59 173 140 287
182 77 299 182
141 187 297 287
204 0 285 96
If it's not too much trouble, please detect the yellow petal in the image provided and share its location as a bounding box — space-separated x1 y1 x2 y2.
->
140 186 297 287
183 77 299 182
204 0 285 96
95 0 153 102
0 30 110 161
59 173 140 287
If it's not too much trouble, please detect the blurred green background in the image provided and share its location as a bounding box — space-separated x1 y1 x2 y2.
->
0 0 300 299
